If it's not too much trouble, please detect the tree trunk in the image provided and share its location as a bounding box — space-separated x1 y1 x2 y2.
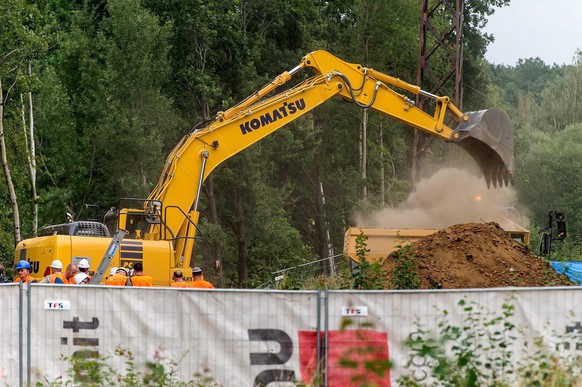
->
360 108 368 201
411 130 419 188
0 76 22 245
233 189 248 287
309 152 331 275
379 122 385 206
203 174 224 287
21 65 38 236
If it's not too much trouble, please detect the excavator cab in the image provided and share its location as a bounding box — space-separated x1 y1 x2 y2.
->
451 108 514 188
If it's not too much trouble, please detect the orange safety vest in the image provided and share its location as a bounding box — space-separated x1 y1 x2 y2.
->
171 282 191 288
106 274 130 286
48 273 69 284
190 280 214 289
16 276 38 284
131 275 153 287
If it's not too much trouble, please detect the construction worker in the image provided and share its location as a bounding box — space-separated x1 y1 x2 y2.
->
78 259 92 281
106 267 118 282
40 260 68 284
74 272 90 285
190 267 214 289
63 263 78 284
171 270 191 288
15 260 37 283
106 267 132 286
130 262 153 287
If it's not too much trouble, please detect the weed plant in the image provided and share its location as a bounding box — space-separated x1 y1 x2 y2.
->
352 232 387 290
397 298 582 386
389 242 421 290
37 346 220 386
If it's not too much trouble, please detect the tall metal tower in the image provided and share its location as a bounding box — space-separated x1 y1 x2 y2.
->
412 0 464 184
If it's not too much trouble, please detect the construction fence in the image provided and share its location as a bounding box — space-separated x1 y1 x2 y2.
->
2 283 582 386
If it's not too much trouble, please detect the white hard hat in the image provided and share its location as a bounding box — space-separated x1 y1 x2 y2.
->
50 259 63 269
78 259 90 269
116 267 129 276
74 272 89 284
109 267 118 276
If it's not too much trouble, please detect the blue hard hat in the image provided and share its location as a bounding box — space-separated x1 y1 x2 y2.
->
16 260 31 270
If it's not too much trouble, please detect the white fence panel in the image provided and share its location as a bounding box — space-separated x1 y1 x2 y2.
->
0 284 20 385
26 285 319 386
4 285 582 386
327 287 582 385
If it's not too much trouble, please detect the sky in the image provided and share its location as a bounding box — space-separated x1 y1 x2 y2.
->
483 0 582 66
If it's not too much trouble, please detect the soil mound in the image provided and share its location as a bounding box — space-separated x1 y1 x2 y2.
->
383 222 575 289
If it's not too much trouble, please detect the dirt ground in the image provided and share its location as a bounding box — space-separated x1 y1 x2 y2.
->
383 222 575 289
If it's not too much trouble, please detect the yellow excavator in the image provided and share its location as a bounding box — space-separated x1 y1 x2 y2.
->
14 51 514 285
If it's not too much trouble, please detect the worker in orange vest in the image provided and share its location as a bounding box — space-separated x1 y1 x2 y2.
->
40 260 69 284
170 270 191 288
15 260 37 284
130 262 153 287
190 267 214 289
78 259 92 281
106 267 132 286
105 267 118 282
63 263 78 284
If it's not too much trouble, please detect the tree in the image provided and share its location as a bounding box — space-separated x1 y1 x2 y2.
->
35 0 179 223
516 124 582 238
534 55 582 133
0 0 46 246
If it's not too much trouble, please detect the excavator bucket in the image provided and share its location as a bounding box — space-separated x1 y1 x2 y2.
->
451 108 514 188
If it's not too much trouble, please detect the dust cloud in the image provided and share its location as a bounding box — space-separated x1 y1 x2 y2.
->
353 168 526 230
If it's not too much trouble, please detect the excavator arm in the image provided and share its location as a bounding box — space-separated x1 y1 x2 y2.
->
141 50 514 267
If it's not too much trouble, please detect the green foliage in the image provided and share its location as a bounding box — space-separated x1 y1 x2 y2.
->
8 0 580 289
352 232 386 290
399 298 518 386
517 331 582 386
398 298 582 386
516 124 582 241
389 242 421 290
547 239 582 262
38 346 219 386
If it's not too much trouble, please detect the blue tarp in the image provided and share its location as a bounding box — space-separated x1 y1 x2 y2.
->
551 261 582 285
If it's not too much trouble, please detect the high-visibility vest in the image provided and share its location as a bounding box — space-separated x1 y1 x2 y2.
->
190 280 214 289
16 276 38 284
48 273 68 284
171 282 191 288
131 275 153 287
106 274 130 286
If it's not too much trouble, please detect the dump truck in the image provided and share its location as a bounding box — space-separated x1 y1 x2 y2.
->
344 215 530 263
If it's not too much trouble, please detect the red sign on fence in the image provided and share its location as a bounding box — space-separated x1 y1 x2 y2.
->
298 329 391 386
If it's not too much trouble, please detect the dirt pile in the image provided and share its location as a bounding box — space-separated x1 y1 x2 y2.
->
383 222 575 289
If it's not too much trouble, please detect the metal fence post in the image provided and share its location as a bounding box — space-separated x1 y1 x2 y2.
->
18 282 23 387
27 284 32 385
324 287 329 387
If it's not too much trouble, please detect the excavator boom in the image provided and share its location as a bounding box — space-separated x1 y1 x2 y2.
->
15 50 515 285
148 50 515 266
